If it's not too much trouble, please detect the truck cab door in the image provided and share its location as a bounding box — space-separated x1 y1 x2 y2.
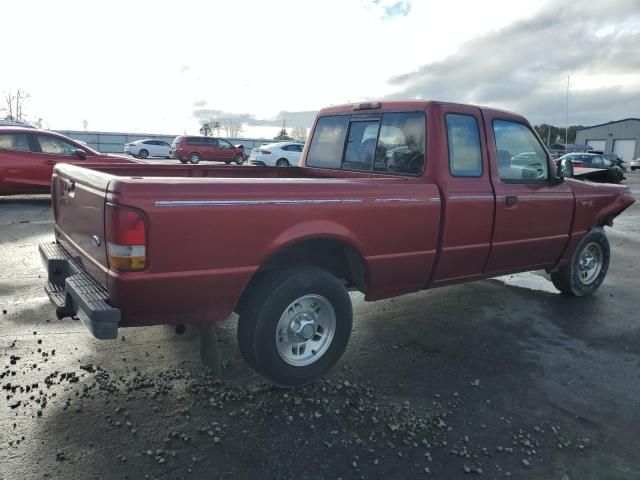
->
430 106 496 285
484 115 574 274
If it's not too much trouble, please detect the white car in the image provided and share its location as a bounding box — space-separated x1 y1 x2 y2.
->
630 158 640 171
124 139 171 159
248 142 304 167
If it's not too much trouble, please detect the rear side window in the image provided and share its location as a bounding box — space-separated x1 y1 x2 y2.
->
446 114 482 177
493 120 548 181
0 133 31 151
307 112 425 176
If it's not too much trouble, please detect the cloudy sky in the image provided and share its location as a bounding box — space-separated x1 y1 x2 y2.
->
2 0 639 137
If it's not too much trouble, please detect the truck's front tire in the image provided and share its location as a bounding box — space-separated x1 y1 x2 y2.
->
237 266 352 387
551 227 610 296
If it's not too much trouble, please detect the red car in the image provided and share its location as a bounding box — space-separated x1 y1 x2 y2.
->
170 135 246 165
0 127 139 196
40 100 634 386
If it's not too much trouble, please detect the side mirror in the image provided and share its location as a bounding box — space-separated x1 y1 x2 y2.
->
557 158 574 178
74 148 87 160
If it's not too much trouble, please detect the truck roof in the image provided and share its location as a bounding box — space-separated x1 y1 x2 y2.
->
318 100 523 120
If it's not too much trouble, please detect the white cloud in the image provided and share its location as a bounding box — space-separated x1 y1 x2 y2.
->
2 0 635 135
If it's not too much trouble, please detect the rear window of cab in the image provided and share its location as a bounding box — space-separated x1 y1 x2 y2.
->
306 111 426 176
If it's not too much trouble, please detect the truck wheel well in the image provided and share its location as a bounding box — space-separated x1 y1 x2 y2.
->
234 239 367 316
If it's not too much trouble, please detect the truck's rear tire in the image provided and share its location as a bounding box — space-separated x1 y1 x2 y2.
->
551 227 610 296
237 266 352 387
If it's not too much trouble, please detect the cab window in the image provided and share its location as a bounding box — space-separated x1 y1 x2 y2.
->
218 139 233 149
493 120 548 181
307 112 425 176
307 116 349 169
374 112 425 175
446 114 482 177
343 119 379 171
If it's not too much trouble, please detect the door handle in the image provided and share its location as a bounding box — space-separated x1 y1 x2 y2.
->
505 195 518 207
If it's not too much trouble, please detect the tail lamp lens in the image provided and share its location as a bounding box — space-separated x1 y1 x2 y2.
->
105 205 147 271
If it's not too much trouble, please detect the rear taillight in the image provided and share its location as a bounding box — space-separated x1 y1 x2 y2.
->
259 149 271 154
105 205 147 271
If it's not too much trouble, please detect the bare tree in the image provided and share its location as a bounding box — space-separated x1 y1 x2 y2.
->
221 119 244 138
200 120 221 136
291 126 308 143
274 120 291 140
2 89 30 122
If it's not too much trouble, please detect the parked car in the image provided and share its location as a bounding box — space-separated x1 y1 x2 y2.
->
0 127 140 196
630 157 640 171
170 136 245 165
39 100 634 387
556 152 625 183
124 139 172 159
601 153 627 171
248 142 304 166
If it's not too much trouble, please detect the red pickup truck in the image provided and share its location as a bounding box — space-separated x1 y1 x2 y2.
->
40 101 634 387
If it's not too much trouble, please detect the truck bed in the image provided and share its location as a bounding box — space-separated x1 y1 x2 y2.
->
50 162 442 328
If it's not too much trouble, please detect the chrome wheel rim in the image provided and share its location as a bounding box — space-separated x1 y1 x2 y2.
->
275 294 336 367
578 242 603 285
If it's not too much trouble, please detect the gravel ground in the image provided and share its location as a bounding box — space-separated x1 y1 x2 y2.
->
1 173 639 480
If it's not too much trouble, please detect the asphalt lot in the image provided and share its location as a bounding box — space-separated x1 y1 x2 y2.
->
1 171 639 480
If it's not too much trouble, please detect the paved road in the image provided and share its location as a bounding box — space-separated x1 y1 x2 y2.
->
1 174 639 480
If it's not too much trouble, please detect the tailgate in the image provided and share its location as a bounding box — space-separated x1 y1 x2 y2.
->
52 164 114 287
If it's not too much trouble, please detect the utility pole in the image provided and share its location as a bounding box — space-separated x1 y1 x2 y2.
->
565 75 570 153
547 125 551 146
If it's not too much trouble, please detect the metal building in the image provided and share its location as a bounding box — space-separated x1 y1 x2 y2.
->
574 118 640 162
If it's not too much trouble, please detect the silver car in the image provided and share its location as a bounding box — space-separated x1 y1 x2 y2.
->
630 157 640 171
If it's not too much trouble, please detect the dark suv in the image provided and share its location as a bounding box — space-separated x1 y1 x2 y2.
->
170 136 245 165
